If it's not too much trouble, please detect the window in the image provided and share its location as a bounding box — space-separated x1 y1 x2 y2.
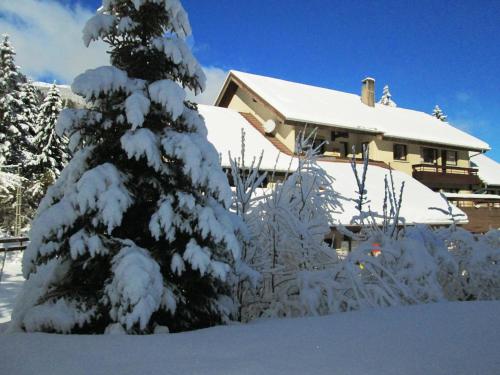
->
422 147 437 164
447 150 458 166
312 138 326 154
393 144 407 161
331 131 349 141
340 142 349 158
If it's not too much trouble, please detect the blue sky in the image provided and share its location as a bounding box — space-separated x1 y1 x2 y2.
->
182 0 500 161
3 0 499 161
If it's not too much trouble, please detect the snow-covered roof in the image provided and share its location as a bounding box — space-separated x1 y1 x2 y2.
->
470 153 500 186
221 71 490 152
199 105 467 226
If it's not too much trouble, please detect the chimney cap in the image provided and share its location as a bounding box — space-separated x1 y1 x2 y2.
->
362 77 376 83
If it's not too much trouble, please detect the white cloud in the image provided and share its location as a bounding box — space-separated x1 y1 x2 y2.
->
0 0 108 83
0 1 228 103
186 66 228 105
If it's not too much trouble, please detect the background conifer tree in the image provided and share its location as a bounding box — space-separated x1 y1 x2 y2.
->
20 80 42 137
432 105 447 122
378 85 397 107
11 0 240 334
0 35 35 169
32 83 68 178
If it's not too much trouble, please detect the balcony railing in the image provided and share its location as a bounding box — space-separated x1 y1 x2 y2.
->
412 163 482 188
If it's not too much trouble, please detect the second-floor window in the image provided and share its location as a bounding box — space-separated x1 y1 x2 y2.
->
312 138 326 154
422 147 437 164
340 142 349 158
393 144 407 161
446 150 458 166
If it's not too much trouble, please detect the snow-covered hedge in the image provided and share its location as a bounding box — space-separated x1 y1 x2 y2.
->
230 131 500 321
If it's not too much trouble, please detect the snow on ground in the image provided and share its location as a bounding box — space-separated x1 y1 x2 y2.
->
0 301 499 375
0 251 23 324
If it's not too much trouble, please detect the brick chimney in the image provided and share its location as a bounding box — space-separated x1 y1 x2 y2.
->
361 77 375 107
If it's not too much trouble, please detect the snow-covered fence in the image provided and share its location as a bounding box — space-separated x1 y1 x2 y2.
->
0 237 29 252
0 165 25 236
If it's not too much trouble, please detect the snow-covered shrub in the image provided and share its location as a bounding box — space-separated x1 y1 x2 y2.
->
334 152 444 311
332 233 444 311
246 130 340 318
404 224 459 300
10 0 239 334
434 227 500 301
228 129 265 321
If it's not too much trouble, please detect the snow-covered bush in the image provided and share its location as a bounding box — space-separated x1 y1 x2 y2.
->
434 227 500 301
243 130 339 319
332 154 447 311
11 0 239 334
332 233 444 311
228 129 265 321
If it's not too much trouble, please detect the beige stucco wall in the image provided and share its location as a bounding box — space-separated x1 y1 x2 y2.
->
226 87 296 151
371 138 470 176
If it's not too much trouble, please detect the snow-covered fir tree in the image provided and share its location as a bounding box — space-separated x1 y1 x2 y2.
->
0 35 34 171
20 80 42 136
11 0 240 334
0 35 23 166
0 35 35 169
432 105 447 122
378 85 397 107
32 83 68 179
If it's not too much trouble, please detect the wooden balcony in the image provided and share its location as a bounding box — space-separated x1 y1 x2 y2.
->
412 164 482 189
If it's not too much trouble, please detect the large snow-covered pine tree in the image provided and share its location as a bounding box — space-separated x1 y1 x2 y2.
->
0 35 34 168
32 83 68 179
432 105 447 122
11 0 240 334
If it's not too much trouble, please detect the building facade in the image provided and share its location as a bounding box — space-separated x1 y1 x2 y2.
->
214 70 499 232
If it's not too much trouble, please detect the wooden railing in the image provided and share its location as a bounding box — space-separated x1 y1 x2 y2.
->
412 164 482 188
412 164 479 175
0 237 29 252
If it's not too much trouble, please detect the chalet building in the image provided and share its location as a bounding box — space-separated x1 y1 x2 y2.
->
199 104 470 251
212 70 498 232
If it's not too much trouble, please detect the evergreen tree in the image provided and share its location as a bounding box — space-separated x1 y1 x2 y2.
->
12 0 240 334
378 85 397 107
0 35 34 168
432 105 447 122
32 83 68 178
20 80 42 137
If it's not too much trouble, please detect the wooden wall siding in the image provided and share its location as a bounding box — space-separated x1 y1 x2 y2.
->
458 207 500 233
